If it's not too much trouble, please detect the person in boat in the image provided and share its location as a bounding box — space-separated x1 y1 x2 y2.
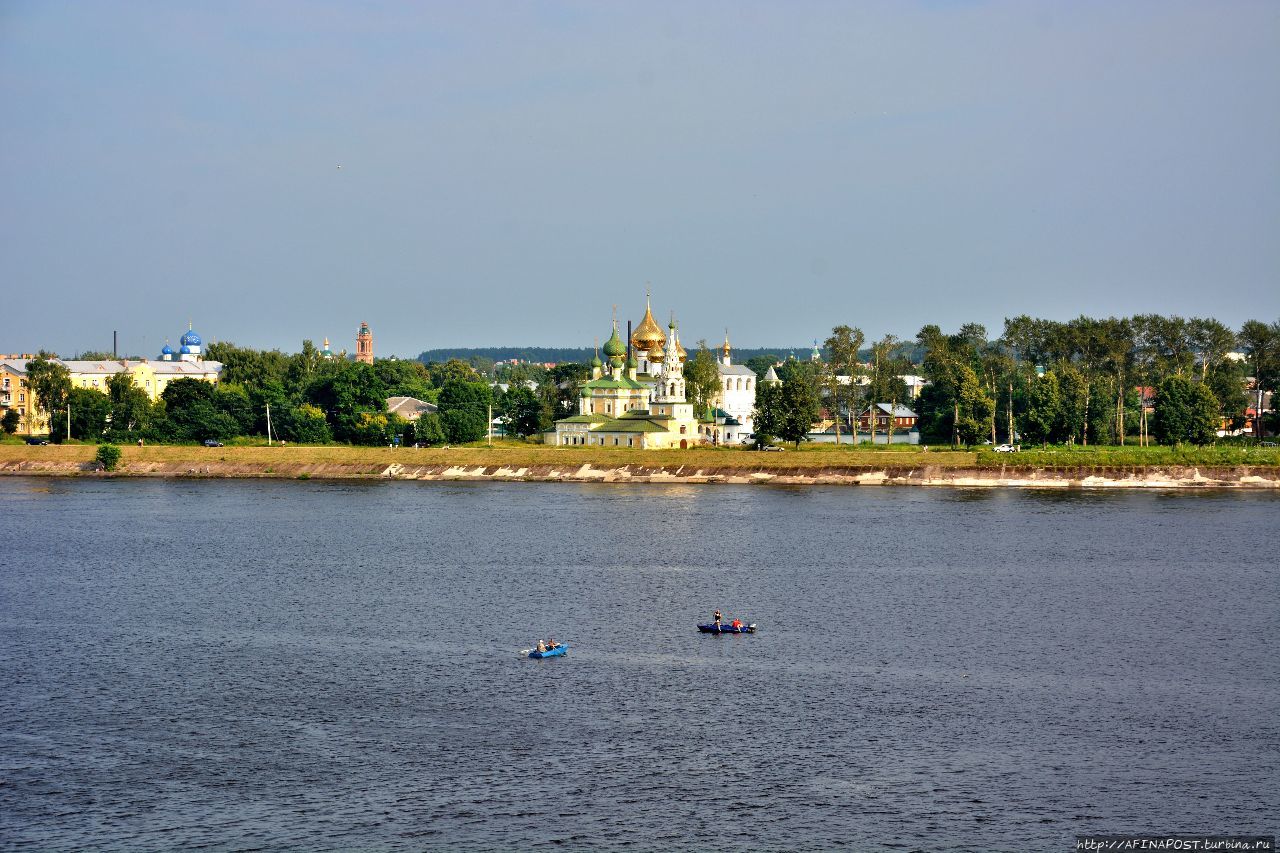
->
547 638 558 650
536 640 546 653
731 618 743 629
713 610 723 627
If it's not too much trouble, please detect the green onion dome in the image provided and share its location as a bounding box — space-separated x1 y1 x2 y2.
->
602 325 627 359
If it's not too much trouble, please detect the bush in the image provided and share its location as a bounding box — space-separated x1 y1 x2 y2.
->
95 444 122 472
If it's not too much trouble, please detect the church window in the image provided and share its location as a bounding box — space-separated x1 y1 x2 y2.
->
680 425 686 434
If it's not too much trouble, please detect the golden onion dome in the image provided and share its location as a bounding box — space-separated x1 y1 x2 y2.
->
631 296 666 352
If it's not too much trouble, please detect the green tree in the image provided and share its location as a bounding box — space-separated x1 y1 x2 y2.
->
1207 361 1249 432
1238 319 1279 439
1023 371 1063 446
953 364 995 445
1152 376 1219 445
915 325 995 445
539 363 590 423
441 408 489 444
305 362 389 442
25 354 71 432
424 358 482 388
823 325 864 443
498 385 544 438
68 387 112 441
160 378 239 442
283 403 331 443
205 342 290 389
753 372 820 448
437 379 492 443
248 380 291 437
215 384 255 435
683 341 721 414
1057 363 1089 444
347 411 396 446
1188 318 1237 382
105 372 156 441
95 443 121 471
2 408 20 435
864 334 909 440
744 354 782 379
751 382 782 448
414 412 447 446
374 359 433 400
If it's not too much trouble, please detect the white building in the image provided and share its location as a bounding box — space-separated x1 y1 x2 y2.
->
713 334 756 444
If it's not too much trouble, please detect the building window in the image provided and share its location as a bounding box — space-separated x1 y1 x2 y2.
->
680 425 686 434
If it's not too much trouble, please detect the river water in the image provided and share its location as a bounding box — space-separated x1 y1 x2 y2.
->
0 478 1276 851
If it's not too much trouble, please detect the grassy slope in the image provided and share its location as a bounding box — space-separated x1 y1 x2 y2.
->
3 439 1277 470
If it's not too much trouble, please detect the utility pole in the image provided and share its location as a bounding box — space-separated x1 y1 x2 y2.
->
487 404 493 447
67 404 71 442
265 403 273 445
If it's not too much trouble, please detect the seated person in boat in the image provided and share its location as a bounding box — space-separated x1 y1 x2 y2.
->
731 619 743 629
547 638 558 649
536 640 547 653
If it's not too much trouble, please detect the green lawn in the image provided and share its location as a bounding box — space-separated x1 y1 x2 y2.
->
3 439 1276 471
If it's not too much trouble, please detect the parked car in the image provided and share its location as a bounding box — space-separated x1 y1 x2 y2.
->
761 445 786 452
26 437 49 445
994 444 1019 453
203 439 224 447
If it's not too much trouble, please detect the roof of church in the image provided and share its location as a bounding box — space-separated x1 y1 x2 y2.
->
582 376 647 390
717 362 755 376
594 417 669 433
557 413 610 424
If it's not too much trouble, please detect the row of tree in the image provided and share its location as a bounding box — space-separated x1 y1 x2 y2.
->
737 315 1278 448
12 313 1277 448
912 315 1278 446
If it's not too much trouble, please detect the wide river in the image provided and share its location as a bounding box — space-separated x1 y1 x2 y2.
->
1 478 1276 851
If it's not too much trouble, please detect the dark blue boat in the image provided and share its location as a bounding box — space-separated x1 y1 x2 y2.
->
528 644 568 658
697 623 756 634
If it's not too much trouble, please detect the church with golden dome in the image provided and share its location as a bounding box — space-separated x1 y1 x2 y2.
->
551 297 702 449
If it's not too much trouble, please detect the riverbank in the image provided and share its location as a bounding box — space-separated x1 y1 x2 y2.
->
3 444 1278 488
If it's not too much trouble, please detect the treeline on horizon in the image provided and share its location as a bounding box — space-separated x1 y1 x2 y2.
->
12 313 1278 449
413 345 915 368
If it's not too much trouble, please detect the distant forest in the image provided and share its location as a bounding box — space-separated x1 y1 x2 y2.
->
416 345 918 366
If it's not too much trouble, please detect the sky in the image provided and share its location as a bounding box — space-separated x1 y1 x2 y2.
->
2 1 1278 359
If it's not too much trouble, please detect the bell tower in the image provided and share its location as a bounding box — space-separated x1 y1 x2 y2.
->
356 322 373 365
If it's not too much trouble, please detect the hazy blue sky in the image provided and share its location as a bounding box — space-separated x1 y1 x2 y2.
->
3 1 1277 358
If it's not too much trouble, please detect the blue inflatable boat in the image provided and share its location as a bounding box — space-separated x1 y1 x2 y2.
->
697 623 756 634
529 644 568 658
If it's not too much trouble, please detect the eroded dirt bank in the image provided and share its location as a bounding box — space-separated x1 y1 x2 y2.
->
3 458 1279 488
